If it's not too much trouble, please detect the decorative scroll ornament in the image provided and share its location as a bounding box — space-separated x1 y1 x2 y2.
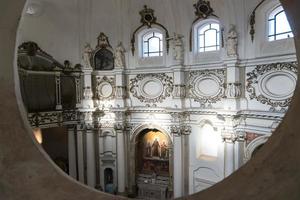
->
97 32 111 49
94 76 115 100
131 5 170 55
130 73 173 104
221 130 245 143
193 0 216 19
139 5 157 27
189 69 226 104
189 0 219 51
28 110 78 127
246 62 298 109
170 125 191 136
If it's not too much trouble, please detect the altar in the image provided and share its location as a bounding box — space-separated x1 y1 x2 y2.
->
137 174 171 200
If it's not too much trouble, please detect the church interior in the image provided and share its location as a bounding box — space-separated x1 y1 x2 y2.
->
1 0 299 199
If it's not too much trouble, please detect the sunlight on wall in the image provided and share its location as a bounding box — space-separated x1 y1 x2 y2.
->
197 124 218 159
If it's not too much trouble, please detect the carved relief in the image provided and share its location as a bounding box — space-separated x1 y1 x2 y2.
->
130 73 173 104
173 85 186 98
28 110 78 127
94 76 115 100
225 83 242 98
246 62 297 109
115 86 126 99
193 0 216 19
189 69 226 104
83 86 93 100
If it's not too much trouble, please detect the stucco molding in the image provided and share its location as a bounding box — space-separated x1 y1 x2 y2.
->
246 62 297 109
129 73 173 104
188 69 226 104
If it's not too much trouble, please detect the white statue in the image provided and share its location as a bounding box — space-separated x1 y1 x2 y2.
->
97 32 110 48
227 24 238 57
82 43 93 68
170 33 184 63
114 42 126 68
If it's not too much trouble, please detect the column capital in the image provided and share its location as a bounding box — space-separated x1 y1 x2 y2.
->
181 125 191 135
171 125 181 137
221 130 245 143
171 124 191 136
114 122 124 131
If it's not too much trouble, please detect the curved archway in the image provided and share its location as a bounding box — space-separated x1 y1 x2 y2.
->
128 124 173 198
1 1 300 200
244 135 269 162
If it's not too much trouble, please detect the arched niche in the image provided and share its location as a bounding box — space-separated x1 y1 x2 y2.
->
104 168 114 194
91 32 114 71
196 120 221 160
128 124 173 198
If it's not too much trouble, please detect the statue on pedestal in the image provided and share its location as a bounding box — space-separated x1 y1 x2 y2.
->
227 24 238 57
168 33 184 63
82 43 93 68
114 42 126 68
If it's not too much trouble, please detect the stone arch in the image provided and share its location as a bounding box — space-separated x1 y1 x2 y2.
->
128 123 173 196
244 135 269 162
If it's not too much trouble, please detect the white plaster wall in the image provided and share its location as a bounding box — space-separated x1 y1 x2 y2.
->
17 0 298 197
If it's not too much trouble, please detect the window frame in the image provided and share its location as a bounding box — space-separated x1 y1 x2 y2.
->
193 19 221 54
141 31 163 58
267 5 293 41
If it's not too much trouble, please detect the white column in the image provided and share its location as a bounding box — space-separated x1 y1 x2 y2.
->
76 126 85 183
173 133 182 198
182 133 189 196
86 129 96 187
234 141 245 170
116 126 125 194
224 141 235 177
68 126 77 179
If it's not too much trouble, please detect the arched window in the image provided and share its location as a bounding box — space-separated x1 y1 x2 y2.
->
142 31 163 57
268 5 293 41
197 22 220 52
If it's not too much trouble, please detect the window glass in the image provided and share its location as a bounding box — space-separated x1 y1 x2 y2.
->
268 5 293 41
142 31 163 57
197 22 220 52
